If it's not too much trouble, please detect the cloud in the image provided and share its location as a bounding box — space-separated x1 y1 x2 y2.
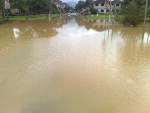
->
62 0 79 2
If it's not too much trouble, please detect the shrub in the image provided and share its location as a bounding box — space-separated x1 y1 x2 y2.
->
90 7 98 15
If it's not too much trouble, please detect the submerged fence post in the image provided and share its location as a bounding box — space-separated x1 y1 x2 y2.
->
142 0 148 39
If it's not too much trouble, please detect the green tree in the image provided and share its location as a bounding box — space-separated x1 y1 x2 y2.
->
90 7 98 14
10 0 50 15
0 0 2 20
122 0 145 26
75 1 85 11
11 0 29 15
148 7 150 18
148 1 150 19
31 0 49 14
0 0 2 9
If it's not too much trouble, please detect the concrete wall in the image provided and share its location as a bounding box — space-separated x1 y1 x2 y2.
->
93 3 121 14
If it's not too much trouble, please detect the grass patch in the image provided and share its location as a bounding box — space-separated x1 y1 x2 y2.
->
114 15 123 22
85 14 122 19
9 14 59 20
0 15 2 20
85 14 115 19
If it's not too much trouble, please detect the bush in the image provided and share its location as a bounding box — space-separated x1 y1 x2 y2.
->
122 0 144 27
90 7 98 15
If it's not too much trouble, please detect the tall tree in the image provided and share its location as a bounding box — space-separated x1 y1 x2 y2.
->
0 0 3 20
10 0 29 15
0 0 3 12
122 0 145 26
75 1 85 11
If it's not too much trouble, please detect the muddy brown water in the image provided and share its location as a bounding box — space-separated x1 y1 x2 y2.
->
0 17 150 113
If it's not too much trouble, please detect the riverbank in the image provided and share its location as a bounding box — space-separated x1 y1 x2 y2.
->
85 14 123 22
0 14 59 21
85 14 120 19
85 14 150 23
0 15 2 20
10 14 59 20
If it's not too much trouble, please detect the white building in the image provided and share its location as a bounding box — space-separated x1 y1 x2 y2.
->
93 0 122 14
53 0 68 10
60 3 68 9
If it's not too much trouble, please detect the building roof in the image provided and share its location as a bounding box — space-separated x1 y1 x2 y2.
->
94 0 122 3
113 0 122 3
95 0 107 3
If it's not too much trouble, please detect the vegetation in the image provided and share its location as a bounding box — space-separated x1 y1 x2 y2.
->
0 0 2 9
148 7 150 20
75 0 93 11
8 14 59 20
75 1 85 11
122 0 148 26
0 15 2 21
10 0 61 15
0 0 2 22
0 0 3 18
85 14 122 19
90 7 98 15
0 0 72 17
76 0 150 26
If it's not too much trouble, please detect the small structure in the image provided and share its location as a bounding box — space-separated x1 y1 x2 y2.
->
60 3 68 9
11 8 20 15
93 0 122 14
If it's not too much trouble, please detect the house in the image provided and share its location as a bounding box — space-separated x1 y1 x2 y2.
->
53 0 68 10
93 0 122 14
60 2 68 9
53 0 61 8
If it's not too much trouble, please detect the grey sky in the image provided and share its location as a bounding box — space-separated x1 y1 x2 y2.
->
62 0 80 2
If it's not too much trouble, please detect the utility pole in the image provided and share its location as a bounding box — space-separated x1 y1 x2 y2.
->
142 0 148 39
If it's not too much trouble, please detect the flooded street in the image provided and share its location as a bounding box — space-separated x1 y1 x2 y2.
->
0 17 150 113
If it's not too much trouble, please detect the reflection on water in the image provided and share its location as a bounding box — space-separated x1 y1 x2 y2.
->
13 28 20 38
0 17 71 39
76 17 150 44
0 17 150 113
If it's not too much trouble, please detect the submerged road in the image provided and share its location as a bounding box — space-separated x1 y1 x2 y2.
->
0 17 150 113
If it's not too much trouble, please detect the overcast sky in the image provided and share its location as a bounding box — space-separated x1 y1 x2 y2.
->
62 0 80 2
62 0 119 2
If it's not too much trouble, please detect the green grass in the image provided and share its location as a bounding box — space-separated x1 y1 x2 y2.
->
8 14 59 20
114 15 123 22
85 14 150 24
0 15 2 20
85 14 122 19
85 14 114 19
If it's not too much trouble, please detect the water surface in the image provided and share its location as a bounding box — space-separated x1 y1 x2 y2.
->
0 17 150 113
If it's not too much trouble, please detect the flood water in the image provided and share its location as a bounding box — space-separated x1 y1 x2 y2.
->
0 17 150 113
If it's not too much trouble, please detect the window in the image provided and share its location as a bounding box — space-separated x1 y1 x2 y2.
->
106 9 109 12
116 9 120 12
95 3 98 6
101 9 104 12
116 4 119 6
101 3 104 6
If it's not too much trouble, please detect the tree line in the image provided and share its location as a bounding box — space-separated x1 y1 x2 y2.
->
75 0 98 14
122 0 150 26
0 0 72 16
